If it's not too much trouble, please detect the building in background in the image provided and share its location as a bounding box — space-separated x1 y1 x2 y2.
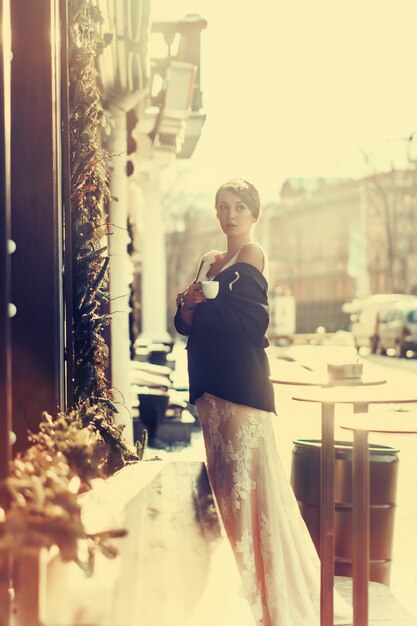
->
262 177 360 333
262 171 417 333
365 169 417 296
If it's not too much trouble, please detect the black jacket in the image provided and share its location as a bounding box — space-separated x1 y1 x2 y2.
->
174 262 276 413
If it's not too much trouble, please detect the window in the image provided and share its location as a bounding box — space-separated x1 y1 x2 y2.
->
407 310 417 324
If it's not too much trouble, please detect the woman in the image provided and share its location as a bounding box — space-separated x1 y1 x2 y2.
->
174 179 351 626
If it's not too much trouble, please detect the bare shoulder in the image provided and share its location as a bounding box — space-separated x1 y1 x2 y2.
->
236 242 265 272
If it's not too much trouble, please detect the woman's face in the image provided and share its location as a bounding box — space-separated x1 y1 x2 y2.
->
215 190 256 237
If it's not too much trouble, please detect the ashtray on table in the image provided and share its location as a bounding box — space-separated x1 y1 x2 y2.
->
327 362 363 386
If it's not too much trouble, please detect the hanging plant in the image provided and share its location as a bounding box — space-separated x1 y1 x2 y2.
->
67 0 141 466
68 0 112 405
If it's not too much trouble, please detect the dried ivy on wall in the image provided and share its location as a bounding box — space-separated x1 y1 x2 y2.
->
68 0 112 404
68 0 140 466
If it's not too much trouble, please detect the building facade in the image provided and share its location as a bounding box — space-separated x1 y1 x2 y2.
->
262 178 360 333
263 172 417 333
365 169 417 296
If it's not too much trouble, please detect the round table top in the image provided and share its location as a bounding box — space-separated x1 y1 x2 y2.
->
269 359 385 387
292 385 417 405
271 375 386 387
340 410 417 434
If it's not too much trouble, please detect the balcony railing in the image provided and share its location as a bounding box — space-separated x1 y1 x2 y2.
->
95 6 207 161
95 0 152 95
148 15 207 160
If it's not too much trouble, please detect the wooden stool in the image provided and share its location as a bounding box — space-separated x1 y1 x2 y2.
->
340 411 417 626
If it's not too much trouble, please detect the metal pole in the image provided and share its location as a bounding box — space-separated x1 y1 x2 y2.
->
321 402 335 626
352 429 370 626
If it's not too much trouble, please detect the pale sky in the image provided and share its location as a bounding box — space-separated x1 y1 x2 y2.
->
151 1 417 202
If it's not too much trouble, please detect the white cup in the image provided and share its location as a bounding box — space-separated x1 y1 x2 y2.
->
201 280 219 299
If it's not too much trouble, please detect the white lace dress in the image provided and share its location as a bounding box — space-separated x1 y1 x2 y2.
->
194 252 352 626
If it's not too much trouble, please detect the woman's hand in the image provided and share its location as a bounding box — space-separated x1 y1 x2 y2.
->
181 282 206 309
176 290 185 307
176 283 206 331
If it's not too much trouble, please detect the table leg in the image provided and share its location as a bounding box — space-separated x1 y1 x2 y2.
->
352 429 370 626
321 402 335 626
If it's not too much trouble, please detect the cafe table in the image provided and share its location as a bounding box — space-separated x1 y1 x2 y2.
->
340 411 417 626
290 385 417 626
269 359 385 388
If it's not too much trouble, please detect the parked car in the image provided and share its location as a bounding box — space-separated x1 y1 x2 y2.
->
378 298 417 358
351 294 413 353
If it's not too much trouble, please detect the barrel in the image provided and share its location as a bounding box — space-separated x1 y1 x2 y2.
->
290 438 399 585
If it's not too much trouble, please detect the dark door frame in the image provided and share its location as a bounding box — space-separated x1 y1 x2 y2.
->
10 0 69 449
0 0 12 484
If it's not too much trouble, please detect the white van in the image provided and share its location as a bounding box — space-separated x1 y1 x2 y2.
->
351 294 413 353
378 298 417 357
